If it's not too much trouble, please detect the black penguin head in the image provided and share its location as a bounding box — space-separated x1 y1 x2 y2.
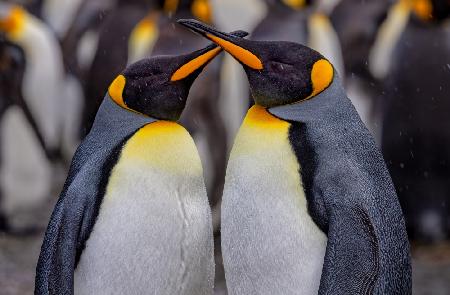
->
108 46 217 121
108 29 248 120
178 19 334 108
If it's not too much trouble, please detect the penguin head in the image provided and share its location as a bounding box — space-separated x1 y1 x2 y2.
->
109 29 248 120
0 4 26 41
161 0 212 23
179 19 334 108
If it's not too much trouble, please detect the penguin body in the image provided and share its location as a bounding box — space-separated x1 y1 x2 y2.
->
180 20 411 294
0 4 63 150
222 105 326 293
269 76 410 294
0 40 27 231
73 115 213 294
0 4 62 230
35 43 226 294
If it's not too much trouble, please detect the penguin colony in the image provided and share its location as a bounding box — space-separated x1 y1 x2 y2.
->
3 0 450 293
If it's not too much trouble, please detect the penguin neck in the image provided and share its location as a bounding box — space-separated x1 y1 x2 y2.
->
268 75 348 122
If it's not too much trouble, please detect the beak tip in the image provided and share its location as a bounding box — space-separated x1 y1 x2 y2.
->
177 18 200 29
177 18 213 37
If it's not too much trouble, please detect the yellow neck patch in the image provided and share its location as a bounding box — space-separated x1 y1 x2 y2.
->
244 105 289 130
192 0 212 23
207 34 263 70
307 59 334 99
235 105 291 154
0 6 26 40
171 46 221 81
282 0 306 10
118 121 202 174
109 75 130 110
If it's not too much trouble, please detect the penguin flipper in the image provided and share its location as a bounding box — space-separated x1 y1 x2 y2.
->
318 204 379 295
35 154 112 295
35 192 79 295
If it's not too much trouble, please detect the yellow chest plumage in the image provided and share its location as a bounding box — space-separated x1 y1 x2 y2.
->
231 105 300 176
112 121 202 177
74 120 214 294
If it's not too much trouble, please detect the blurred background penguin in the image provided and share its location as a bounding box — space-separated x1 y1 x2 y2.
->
251 0 344 92
0 0 449 293
0 3 82 232
369 0 450 243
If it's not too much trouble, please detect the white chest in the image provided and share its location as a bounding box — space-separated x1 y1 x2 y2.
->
222 106 327 295
74 122 214 295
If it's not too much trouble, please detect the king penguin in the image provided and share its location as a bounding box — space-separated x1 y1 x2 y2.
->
179 19 411 294
0 38 27 231
35 32 248 294
0 3 66 231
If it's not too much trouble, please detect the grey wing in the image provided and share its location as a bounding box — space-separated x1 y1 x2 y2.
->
318 203 380 295
35 124 133 295
34 162 102 295
34 191 82 295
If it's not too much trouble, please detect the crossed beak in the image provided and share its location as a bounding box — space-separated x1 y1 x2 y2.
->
177 19 264 70
171 28 250 82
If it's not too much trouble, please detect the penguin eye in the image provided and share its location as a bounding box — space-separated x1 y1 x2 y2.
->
267 61 294 74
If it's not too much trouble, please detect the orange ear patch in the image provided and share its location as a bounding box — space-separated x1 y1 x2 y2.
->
171 46 221 81
308 59 334 98
206 34 264 70
0 6 26 40
109 75 129 109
